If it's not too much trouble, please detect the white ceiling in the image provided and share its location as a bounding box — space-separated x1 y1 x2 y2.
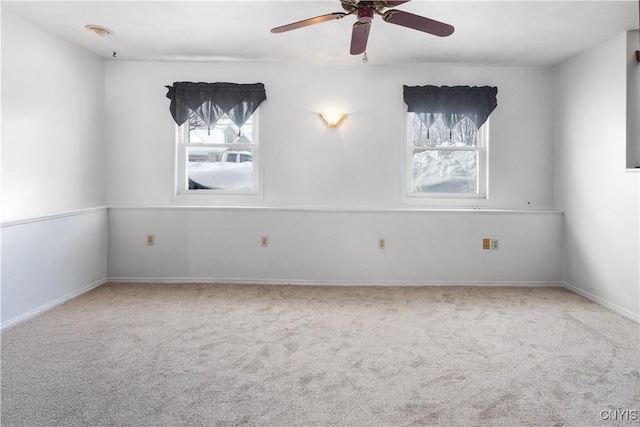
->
3 0 639 66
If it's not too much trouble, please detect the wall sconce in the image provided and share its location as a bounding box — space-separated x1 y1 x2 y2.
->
320 113 346 128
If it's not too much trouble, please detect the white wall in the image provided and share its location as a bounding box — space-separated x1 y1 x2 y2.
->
108 208 562 285
628 31 640 168
1 10 108 327
105 62 555 210
554 33 640 320
1 11 106 222
1 210 108 327
105 60 562 285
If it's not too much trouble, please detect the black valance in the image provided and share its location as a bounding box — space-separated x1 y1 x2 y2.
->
165 82 266 128
403 85 498 129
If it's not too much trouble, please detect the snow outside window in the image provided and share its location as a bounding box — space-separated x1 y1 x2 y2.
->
176 110 259 195
407 113 487 197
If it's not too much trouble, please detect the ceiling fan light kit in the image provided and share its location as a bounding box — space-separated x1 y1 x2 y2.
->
271 0 454 56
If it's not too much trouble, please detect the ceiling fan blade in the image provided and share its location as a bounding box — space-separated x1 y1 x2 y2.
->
383 10 454 37
381 0 412 6
271 12 347 33
350 21 371 55
341 0 410 5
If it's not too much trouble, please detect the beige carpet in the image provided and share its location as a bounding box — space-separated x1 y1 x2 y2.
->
1 283 638 426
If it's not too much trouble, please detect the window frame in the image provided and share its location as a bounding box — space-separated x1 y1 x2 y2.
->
174 109 261 198
404 112 489 200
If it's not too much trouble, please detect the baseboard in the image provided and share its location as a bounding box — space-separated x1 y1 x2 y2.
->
561 281 640 324
108 277 562 288
1 278 108 330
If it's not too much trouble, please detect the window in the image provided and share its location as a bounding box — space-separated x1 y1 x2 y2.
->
403 85 497 198
165 81 266 196
176 110 258 194
407 113 488 196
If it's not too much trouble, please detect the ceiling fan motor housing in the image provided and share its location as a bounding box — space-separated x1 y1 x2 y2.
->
357 7 375 23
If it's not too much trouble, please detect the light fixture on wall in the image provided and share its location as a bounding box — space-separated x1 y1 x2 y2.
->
85 25 111 37
320 113 346 128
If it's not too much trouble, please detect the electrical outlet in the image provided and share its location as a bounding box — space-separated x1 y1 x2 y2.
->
378 238 386 249
146 234 155 246
261 236 269 247
492 239 499 250
482 238 491 250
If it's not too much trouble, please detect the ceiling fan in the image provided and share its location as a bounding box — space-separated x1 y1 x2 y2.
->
270 0 454 56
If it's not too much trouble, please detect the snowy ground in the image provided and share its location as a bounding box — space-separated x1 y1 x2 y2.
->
413 150 476 193
188 161 252 191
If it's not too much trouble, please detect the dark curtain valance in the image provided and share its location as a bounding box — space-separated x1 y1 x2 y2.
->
403 85 498 129
165 82 266 128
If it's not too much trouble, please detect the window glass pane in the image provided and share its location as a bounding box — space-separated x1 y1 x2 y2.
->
450 116 477 147
412 149 477 193
187 147 253 191
188 113 253 144
412 114 477 148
